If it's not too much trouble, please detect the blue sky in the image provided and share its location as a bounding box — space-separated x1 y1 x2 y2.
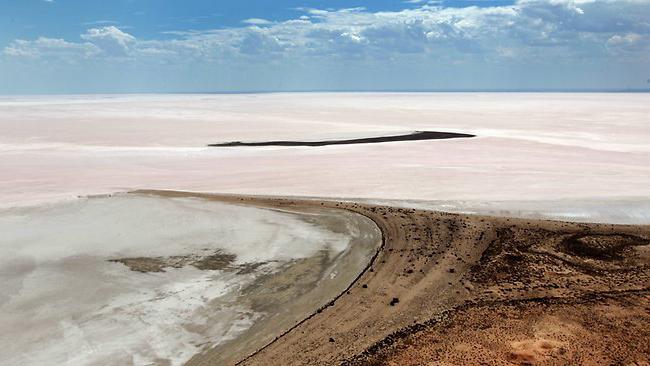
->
0 0 648 93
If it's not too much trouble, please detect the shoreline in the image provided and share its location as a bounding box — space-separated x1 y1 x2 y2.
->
0 192 382 366
135 190 650 365
4 192 650 227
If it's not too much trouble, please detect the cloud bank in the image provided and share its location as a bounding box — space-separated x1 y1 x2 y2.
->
2 0 649 92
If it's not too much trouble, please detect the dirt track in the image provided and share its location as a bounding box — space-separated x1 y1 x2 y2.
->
136 190 650 366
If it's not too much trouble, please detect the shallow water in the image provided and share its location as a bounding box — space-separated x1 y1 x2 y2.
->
0 193 380 366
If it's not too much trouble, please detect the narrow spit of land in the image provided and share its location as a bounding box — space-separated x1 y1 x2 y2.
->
135 190 650 366
208 131 475 147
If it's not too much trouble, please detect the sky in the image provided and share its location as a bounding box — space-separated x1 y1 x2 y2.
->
0 0 649 93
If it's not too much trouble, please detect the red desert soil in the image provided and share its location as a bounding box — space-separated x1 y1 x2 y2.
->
353 293 649 366
136 190 650 366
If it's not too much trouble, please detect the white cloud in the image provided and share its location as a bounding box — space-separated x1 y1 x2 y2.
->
3 37 98 59
606 32 650 57
4 1 650 64
607 33 642 45
238 27 285 55
242 18 273 26
80 26 135 56
2 0 650 93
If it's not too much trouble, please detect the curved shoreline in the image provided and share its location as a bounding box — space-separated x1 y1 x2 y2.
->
234 206 388 366
135 190 650 366
208 131 475 147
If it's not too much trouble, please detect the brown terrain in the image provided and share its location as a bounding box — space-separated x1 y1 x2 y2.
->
136 190 650 366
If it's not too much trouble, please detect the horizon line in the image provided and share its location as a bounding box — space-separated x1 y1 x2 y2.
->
1 88 650 96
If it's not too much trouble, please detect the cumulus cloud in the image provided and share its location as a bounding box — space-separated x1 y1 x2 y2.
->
239 28 285 55
4 0 650 65
80 26 135 56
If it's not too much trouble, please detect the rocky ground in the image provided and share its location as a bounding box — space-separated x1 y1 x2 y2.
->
137 191 650 366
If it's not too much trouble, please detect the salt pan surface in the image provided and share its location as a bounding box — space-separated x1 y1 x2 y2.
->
1 93 648 212
0 194 353 366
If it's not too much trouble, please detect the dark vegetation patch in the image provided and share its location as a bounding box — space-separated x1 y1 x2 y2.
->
469 225 650 289
110 250 237 273
561 234 649 260
109 257 170 273
469 227 544 284
193 252 237 270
